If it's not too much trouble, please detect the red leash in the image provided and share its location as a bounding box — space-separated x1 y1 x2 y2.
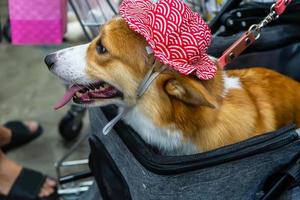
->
217 0 293 69
275 0 293 15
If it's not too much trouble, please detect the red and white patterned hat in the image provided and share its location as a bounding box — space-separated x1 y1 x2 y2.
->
119 0 216 80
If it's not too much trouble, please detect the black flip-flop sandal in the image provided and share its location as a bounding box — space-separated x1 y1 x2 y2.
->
0 168 58 200
2 121 43 152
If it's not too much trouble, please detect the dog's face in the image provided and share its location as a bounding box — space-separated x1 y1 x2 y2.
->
46 18 158 108
45 17 219 129
84 18 152 106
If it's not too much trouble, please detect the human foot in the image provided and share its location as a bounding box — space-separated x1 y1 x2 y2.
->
2 121 43 152
0 154 57 198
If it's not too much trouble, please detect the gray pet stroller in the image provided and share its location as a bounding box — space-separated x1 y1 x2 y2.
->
63 0 300 199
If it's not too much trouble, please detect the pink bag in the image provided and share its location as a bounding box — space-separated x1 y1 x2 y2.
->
9 0 67 45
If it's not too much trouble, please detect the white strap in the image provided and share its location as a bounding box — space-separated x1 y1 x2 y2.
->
296 129 300 138
137 64 167 98
102 61 166 135
146 46 154 54
102 106 132 135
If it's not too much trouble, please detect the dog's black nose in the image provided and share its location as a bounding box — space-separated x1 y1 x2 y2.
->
44 53 57 70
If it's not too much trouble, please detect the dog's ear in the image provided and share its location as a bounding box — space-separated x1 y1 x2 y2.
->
165 77 218 108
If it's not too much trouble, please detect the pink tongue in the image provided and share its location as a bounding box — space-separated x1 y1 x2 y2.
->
54 85 84 110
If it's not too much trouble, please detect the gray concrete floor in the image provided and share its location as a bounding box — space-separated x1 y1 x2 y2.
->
0 0 90 179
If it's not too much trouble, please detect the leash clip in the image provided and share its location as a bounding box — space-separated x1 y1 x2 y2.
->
248 3 279 40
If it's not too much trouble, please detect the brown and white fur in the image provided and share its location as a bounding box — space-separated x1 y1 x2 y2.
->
47 17 300 155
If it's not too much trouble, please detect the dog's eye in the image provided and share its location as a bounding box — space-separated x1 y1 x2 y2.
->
96 43 107 54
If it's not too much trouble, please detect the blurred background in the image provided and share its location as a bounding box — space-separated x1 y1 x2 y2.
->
0 0 90 178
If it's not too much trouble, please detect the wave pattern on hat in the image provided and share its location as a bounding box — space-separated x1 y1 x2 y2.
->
120 0 217 80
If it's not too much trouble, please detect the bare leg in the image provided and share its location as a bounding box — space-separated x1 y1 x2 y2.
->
0 126 12 147
0 122 57 198
0 150 22 195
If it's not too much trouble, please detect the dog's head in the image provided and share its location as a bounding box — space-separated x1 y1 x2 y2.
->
45 17 220 126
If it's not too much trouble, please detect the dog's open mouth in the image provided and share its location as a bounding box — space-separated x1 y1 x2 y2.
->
54 81 123 110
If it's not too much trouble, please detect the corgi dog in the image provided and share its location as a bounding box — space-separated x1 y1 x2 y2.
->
45 18 300 155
